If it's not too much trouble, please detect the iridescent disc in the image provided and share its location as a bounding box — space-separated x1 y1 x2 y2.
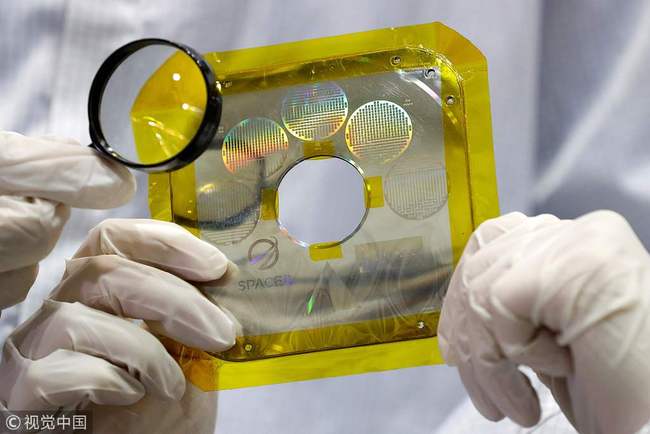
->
281 82 348 141
345 100 413 163
384 160 447 220
197 181 259 245
222 118 289 178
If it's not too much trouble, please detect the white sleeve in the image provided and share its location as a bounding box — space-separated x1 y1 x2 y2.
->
532 0 650 246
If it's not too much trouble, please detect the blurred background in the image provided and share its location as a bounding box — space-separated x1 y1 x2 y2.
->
1 1 649 433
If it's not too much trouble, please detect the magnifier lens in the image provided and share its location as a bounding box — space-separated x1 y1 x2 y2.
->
99 44 208 165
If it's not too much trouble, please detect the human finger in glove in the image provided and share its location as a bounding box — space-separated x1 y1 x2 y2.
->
0 219 237 434
438 210 650 434
0 131 135 310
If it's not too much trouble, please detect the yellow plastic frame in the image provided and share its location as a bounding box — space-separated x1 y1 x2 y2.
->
144 22 498 390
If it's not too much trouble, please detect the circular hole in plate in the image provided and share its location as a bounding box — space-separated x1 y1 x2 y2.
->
277 156 367 246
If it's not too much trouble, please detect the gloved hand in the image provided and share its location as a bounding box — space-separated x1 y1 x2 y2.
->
438 211 650 434
0 219 237 434
0 131 135 310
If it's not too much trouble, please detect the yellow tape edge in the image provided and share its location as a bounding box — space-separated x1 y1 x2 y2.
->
163 335 443 391
365 176 384 209
308 243 343 261
303 141 336 158
217 311 439 362
260 188 278 220
204 22 484 77
440 24 500 266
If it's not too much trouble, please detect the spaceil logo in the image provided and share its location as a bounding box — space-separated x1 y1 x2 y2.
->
238 274 295 291
240 237 294 291
247 237 280 270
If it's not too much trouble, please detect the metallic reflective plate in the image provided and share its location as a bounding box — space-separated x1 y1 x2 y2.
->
184 57 451 361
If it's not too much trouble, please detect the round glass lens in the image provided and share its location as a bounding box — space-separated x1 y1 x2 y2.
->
99 44 208 165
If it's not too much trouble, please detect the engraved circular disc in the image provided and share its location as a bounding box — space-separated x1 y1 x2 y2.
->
281 82 348 141
222 118 289 179
197 181 259 245
345 100 413 163
384 160 447 220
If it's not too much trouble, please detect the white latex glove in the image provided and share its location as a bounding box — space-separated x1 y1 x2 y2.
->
0 219 236 434
438 211 650 434
0 131 135 310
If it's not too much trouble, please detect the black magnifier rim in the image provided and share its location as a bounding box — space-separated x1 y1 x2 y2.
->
88 38 222 173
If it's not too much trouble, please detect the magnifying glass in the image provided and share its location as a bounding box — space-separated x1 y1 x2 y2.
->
88 39 222 173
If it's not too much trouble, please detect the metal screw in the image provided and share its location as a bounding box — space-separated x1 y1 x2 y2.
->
244 343 253 352
445 95 456 105
390 55 401 66
416 320 426 329
424 68 437 79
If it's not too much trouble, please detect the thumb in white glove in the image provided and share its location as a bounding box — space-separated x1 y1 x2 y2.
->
0 131 135 309
438 211 650 434
0 218 237 434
